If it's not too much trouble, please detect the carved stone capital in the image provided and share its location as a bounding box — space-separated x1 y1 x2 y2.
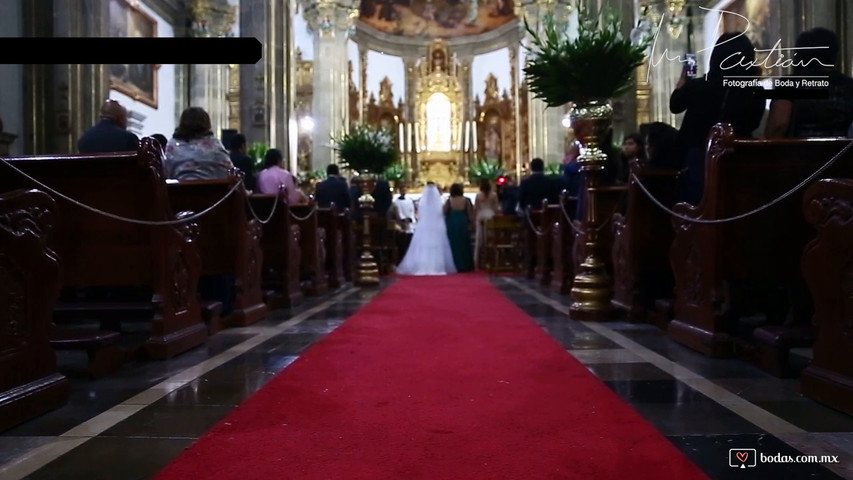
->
302 0 361 37
516 0 574 31
188 0 237 37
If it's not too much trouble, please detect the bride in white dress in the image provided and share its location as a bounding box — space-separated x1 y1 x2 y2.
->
396 184 457 276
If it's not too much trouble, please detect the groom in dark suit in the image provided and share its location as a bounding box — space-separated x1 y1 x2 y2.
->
519 158 557 210
314 164 351 210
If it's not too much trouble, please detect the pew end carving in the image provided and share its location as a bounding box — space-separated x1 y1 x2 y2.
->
801 178 853 413
0 189 70 431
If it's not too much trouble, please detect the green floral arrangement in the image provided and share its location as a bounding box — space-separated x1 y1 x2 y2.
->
247 142 270 172
523 6 650 106
545 162 563 177
333 124 400 175
383 162 408 182
469 159 505 182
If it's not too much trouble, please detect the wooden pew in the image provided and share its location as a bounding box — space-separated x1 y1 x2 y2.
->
0 189 70 431
800 178 853 414
339 208 355 282
168 177 268 329
317 206 345 289
551 194 578 294
249 193 303 309
0 138 207 359
534 202 560 286
291 203 328 296
669 124 853 358
612 164 680 320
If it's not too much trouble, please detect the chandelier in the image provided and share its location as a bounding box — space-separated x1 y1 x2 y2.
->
640 0 691 39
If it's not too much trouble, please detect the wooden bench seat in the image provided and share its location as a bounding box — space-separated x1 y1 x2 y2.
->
612 164 680 320
800 178 853 414
0 189 70 432
168 177 268 327
0 138 207 360
249 193 303 309
669 124 853 361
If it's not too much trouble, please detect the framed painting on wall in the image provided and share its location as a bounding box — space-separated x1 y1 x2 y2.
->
108 0 159 108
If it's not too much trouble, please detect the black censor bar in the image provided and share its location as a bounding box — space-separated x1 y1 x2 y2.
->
0 37 262 64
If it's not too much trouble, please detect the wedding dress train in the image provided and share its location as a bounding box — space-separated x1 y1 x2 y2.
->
396 185 457 276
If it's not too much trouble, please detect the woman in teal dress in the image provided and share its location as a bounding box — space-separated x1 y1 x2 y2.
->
443 183 475 272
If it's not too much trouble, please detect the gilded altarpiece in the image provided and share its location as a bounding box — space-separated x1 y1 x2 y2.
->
364 77 405 134
413 40 465 188
475 74 515 169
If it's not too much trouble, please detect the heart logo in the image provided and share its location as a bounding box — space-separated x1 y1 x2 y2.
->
736 452 749 463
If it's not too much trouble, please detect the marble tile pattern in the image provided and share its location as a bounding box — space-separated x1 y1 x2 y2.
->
1 278 850 480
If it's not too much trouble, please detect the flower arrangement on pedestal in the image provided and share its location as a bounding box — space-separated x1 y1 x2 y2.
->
333 124 400 175
523 6 650 107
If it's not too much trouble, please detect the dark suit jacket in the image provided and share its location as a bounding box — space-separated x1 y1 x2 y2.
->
314 175 351 210
519 173 557 211
372 179 393 215
77 119 139 154
230 151 256 191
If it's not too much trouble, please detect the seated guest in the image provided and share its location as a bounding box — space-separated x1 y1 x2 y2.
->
519 158 557 211
164 107 234 181
618 133 646 182
498 175 521 215
562 141 582 196
765 28 853 138
256 148 306 204
640 122 683 170
77 99 139 154
315 164 351 210
373 179 393 215
151 133 168 150
228 134 256 191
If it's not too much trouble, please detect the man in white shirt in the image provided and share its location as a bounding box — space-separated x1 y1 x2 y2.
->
392 184 416 256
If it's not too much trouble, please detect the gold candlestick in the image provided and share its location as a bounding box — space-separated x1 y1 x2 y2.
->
355 174 380 287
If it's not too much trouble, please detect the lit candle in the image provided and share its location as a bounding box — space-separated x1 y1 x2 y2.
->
472 121 478 153
464 121 470 152
398 123 405 151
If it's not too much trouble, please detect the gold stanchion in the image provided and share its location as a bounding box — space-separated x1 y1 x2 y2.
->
569 99 614 320
355 175 380 287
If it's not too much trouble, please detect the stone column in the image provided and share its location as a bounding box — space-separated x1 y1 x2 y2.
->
303 0 360 170
518 0 573 166
188 0 237 137
458 55 473 179
51 0 109 154
509 45 522 180
359 46 369 122
240 0 296 162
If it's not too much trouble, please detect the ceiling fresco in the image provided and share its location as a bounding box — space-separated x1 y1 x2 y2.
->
359 0 516 38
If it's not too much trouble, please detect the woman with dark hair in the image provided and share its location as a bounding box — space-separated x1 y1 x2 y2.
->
164 107 234 181
618 133 646 183
444 183 474 272
640 122 683 170
765 27 853 138
473 177 499 269
670 32 765 204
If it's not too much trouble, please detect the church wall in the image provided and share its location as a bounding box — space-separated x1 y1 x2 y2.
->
366 51 405 105
0 0 23 155
471 48 510 102
109 1 176 138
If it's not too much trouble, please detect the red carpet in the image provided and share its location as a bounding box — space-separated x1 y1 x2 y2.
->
154 275 709 479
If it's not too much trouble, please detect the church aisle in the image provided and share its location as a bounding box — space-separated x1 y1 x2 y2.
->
150 274 706 480
0 278 850 479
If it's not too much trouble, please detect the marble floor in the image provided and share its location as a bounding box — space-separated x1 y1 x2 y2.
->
1 278 851 480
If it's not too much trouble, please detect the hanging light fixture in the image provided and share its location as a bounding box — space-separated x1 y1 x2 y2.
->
640 0 692 39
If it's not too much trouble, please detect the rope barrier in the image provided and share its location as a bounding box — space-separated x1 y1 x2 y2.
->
630 140 853 225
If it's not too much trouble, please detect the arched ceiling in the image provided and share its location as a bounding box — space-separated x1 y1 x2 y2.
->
358 0 516 39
